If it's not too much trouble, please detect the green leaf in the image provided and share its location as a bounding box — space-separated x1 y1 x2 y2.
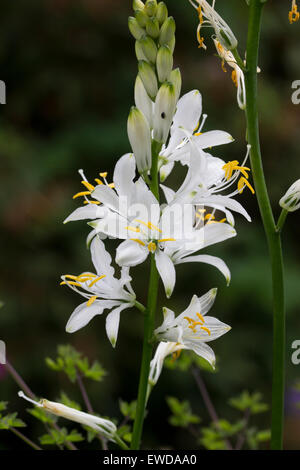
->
0 412 26 430
39 427 84 446
0 402 8 412
166 396 201 428
27 406 56 425
119 400 137 421
229 390 269 414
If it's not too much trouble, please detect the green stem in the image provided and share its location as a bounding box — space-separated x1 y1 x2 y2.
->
276 209 288 233
114 434 130 450
130 141 161 450
245 0 285 450
10 427 42 450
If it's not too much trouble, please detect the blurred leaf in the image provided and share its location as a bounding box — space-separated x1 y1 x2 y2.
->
166 396 201 428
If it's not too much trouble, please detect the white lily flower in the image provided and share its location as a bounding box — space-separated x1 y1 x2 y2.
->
149 288 231 386
279 179 300 212
159 89 234 181
61 236 136 347
18 391 117 442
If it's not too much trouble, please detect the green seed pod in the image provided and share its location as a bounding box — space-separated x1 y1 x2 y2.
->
128 16 145 40
156 2 168 25
169 68 182 102
156 45 173 82
133 0 145 10
144 0 157 17
138 60 158 99
139 35 158 64
146 17 160 39
159 16 176 45
135 9 148 28
135 40 147 61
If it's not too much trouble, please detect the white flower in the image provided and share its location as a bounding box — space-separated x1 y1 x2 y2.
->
18 391 117 442
152 288 231 379
61 236 136 347
279 179 300 212
159 89 234 181
189 0 238 51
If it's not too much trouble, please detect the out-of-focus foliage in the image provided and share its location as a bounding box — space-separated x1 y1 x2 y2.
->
1 0 300 449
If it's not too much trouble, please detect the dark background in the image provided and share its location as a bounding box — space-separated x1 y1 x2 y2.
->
0 0 300 449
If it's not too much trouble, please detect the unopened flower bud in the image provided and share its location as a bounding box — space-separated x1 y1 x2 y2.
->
145 0 157 16
134 75 154 128
166 35 175 54
139 35 157 63
127 107 152 173
135 40 147 61
159 16 176 45
146 17 160 39
153 82 176 143
156 2 168 25
156 45 173 82
279 179 300 212
133 0 145 10
169 68 182 102
128 16 145 40
135 9 148 28
138 60 158 99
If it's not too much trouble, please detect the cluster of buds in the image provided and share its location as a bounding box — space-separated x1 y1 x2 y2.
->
127 0 182 174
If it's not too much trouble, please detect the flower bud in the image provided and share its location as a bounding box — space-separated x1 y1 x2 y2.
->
145 0 157 16
159 16 176 45
156 45 173 82
138 60 158 99
128 16 145 40
133 0 145 10
127 107 152 173
139 35 157 63
135 40 147 61
166 35 175 54
134 75 154 128
169 68 182 102
153 82 176 143
279 179 300 212
156 2 168 24
146 17 160 39
135 9 149 28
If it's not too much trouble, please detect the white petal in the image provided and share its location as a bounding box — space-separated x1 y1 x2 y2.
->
105 303 131 348
116 240 148 267
201 316 231 342
198 288 218 316
92 185 120 211
113 153 136 197
64 205 105 224
90 236 115 278
66 300 118 333
195 195 251 222
159 161 175 183
176 254 231 285
160 183 175 204
185 341 216 369
193 130 234 149
155 250 176 298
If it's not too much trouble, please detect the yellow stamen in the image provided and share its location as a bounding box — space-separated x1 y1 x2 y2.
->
135 220 162 233
204 213 215 221
81 181 95 191
125 226 141 233
87 295 98 307
231 70 238 88
73 191 91 199
64 275 78 280
157 238 176 243
88 275 106 288
83 200 100 205
184 316 192 324
221 59 227 73
147 242 156 253
238 177 255 195
108 183 115 188
289 0 300 23
99 172 108 178
60 281 82 287
130 239 146 247
222 161 251 180
200 326 211 335
172 349 182 362
196 312 205 323
94 178 103 185
194 131 203 136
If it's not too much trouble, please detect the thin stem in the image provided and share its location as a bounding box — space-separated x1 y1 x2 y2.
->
191 366 232 450
245 0 285 450
10 427 42 450
276 209 288 233
130 141 161 450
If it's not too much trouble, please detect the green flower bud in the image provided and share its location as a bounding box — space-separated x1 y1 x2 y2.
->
169 68 182 102
159 16 176 45
156 45 173 82
146 17 160 39
128 16 145 40
135 40 147 61
138 60 158 99
127 106 152 174
138 35 157 64
133 0 145 10
134 75 153 128
153 82 176 143
166 35 175 54
145 0 157 16
135 9 148 28
156 2 168 25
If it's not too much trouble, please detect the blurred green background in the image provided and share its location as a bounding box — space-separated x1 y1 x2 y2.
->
1 0 300 450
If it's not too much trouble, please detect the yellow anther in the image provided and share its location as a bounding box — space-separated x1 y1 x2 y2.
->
135 219 162 233
94 178 103 185
81 181 95 191
184 316 192 324
289 0 300 23
194 131 203 136
64 275 78 280
196 312 205 323
221 60 227 73
204 213 215 221
157 238 176 243
148 242 157 253
130 239 146 247
197 5 203 24
83 200 100 205
200 326 211 335
60 281 82 287
222 161 251 180
73 191 91 199
76 274 97 282
238 177 255 195
172 349 182 362
88 275 106 288
108 183 115 189
193 120 200 133
99 172 108 178
125 226 141 233
87 295 98 307
231 70 238 88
